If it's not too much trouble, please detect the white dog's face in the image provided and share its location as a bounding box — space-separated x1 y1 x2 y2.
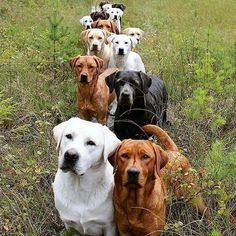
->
80 16 93 29
123 28 144 43
107 8 123 21
102 4 112 12
107 34 138 56
81 29 110 52
53 118 120 176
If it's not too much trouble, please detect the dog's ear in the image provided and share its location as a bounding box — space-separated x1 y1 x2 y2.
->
80 30 90 42
112 3 126 11
139 29 144 36
93 56 104 71
105 71 119 93
91 20 99 28
102 30 113 43
122 28 129 35
90 12 96 21
152 143 168 177
138 71 152 94
107 34 116 44
53 120 69 151
110 21 119 34
80 16 85 25
69 55 80 69
102 126 121 162
129 36 138 49
104 12 110 19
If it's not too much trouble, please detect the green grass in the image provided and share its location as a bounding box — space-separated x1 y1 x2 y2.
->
0 0 236 235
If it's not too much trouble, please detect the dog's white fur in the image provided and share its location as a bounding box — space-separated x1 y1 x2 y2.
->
102 3 112 12
52 117 120 235
122 27 144 44
107 34 145 72
80 28 112 69
80 16 93 29
107 8 123 33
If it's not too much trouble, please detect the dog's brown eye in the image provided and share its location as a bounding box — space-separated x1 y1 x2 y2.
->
66 134 73 140
89 36 93 39
76 64 82 68
130 33 134 36
124 42 128 44
115 41 119 44
98 37 103 40
141 154 150 160
87 140 96 146
121 153 129 160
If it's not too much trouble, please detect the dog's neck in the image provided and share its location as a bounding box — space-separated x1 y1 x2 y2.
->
112 53 129 70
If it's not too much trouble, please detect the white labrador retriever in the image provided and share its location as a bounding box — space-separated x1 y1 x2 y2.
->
107 34 145 72
81 28 112 69
80 16 93 29
52 117 120 236
122 27 144 44
107 7 124 33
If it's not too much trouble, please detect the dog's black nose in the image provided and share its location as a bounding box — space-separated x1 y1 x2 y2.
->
122 90 130 97
80 74 88 83
92 44 98 51
86 25 91 29
64 149 79 163
127 166 140 183
118 48 124 55
114 15 118 20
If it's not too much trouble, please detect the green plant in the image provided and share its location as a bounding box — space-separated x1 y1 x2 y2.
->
0 92 15 125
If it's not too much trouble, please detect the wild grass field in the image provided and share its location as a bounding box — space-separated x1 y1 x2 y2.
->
0 0 236 235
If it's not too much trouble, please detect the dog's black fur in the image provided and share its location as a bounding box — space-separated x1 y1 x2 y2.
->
105 71 168 140
99 1 126 12
90 11 110 21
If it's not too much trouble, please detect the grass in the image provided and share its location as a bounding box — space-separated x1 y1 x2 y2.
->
0 0 236 235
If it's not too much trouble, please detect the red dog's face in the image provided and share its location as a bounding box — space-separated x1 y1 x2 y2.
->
114 140 168 189
69 55 103 84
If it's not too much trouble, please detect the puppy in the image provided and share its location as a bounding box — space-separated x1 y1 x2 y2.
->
107 7 123 33
80 16 93 29
80 28 112 69
107 34 145 72
90 11 110 21
69 55 117 124
123 27 144 44
53 117 121 235
105 71 168 139
91 19 119 34
111 124 210 236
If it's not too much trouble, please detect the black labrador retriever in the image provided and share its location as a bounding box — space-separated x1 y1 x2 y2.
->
105 71 168 140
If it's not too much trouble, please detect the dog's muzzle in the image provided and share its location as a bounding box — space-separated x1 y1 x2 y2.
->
118 48 124 55
80 74 88 83
114 15 118 20
127 166 140 185
92 44 98 51
61 148 79 172
86 25 91 29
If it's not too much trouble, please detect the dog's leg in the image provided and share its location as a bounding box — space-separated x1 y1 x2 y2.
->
104 223 117 236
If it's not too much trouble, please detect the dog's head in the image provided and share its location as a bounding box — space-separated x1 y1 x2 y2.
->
112 3 126 11
122 27 144 44
91 19 119 34
90 11 110 21
105 71 152 107
107 7 123 21
107 34 138 55
102 3 113 12
69 55 104 84
53 117 121 176
80 16 93 29
112 139 168 188
80 28 111 52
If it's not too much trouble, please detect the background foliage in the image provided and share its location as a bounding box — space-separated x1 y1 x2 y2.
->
0 0 235 235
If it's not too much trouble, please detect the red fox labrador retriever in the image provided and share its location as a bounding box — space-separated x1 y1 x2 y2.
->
69 55 117 124
112 124 211 236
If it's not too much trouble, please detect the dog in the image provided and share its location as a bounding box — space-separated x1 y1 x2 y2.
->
101 3 113 12
52 117 121 235
107 7 124 33
69 55 117 125
123 27 144 44
107 34 145 72
80 28 112 69
100 2 126 12
105 71 168 140
110 124 211 236
90 11 110 21
80 16 93 29
91 19 119 34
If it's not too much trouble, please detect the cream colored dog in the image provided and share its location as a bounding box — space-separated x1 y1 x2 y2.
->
81 28 112 69
123 27 144 44
53 117 121 235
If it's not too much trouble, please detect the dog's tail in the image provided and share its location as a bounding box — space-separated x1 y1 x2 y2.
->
142 124 178 152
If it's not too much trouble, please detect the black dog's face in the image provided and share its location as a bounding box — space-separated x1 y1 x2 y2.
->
106 71 152 108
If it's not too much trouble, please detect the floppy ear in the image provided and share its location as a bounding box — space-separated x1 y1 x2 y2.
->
105 71 119 93
118 9 124 17
110 21 119 34
103 30 113 43
93 56 104 71
102 126 121 162
80 30 90 42
152 143 168 177
138 71 152 94
69 55 80 69
80 16 85 25
122 28 129 35
91 20 99 28
104 12 110 19
139 29 144 36
112 4 126 11
107 34 116 44
90 12 96 21
53 120 69 151
129 36 138 49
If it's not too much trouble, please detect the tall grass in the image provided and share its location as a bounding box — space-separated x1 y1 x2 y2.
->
0 0 235 235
